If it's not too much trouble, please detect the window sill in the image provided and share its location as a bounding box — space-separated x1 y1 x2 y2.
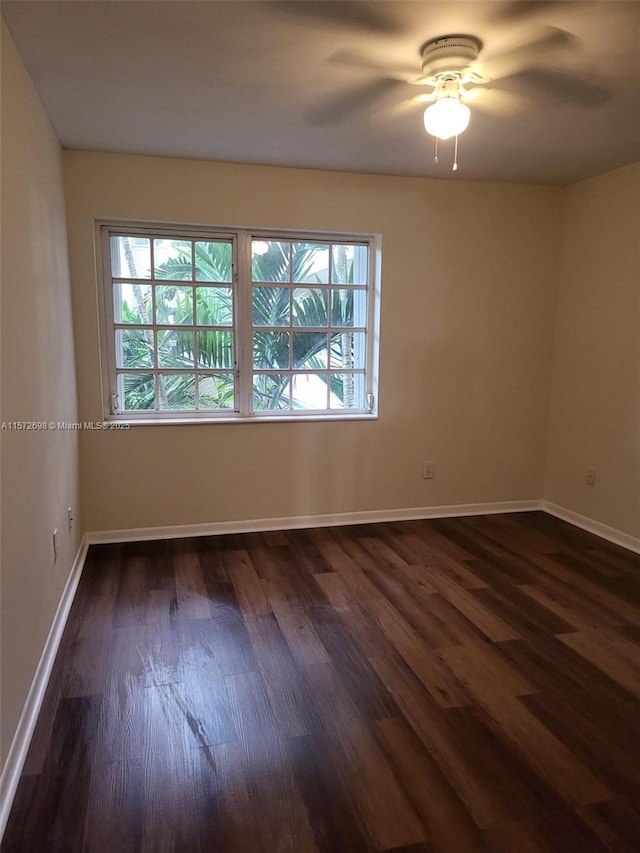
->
103 413 378 426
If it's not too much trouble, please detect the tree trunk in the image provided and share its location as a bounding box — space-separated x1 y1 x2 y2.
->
335 246 354 407
122 237 169 409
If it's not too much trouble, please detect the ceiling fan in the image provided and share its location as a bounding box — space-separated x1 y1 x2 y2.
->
314 26 593 170
396 31 578 170
269 1 613 172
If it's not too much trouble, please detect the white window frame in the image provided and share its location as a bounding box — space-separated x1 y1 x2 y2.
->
96 219 381 423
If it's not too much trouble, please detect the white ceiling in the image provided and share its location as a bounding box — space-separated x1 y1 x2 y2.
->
3 1 640 185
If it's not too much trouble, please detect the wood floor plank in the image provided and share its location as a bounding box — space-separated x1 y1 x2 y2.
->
307 607 400 722
139 683 195 853
223 549 271 616
182 745 226 852
498 634 640 758
14 695 103 852
356 561 461 650
522 690 640 807
364 598 471 709
385 531 487 590
581 797 640 853
481 820 557 853
403 520 477 562
4 512 640 852
518 581 625 632
527 554 640 625
222 670 321 852
243 613 320 737
425 572 521 642
210 740 264 853
269 598 330 667
368 652 521 830
301 661 427 850
173 538 212 619
373 716 485 853
471 581 576 637
424 518 542 585
312 569 352 608
82 758 144 853
437 644 612 808
466 514 561 557
269 543 331 607
287 732 377 852
557 628 640 701
313 528 387 602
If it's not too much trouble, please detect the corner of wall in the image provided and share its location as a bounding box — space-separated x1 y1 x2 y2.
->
0 12 82 806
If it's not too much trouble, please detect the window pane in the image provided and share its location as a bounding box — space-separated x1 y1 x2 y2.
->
253 373 291 410
293 332 328 369
154 239 192 279
330 331 366 369
198 374 234 410
292 288 329 327
331 288 367 327
290 373 329 410
252 241 290 282
114 282 152 324
197 331 234 368
332 244 368 285
115 329 154 369
253 332 290 369
196 287 233 326
292 243 329 283
120 373 155 410
195 241 232 282
159 373 196 410
110 236 151 279
155 286 193 324
252 287 290 326
158 330 195 368
329 373 366 409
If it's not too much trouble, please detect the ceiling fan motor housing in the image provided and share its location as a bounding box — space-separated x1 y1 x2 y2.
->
421 35 481 79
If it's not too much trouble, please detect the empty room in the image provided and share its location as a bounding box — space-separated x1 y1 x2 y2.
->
1 1 639 851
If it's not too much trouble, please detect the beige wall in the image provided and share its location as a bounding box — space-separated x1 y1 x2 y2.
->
545 162 640 539
0 21 80 764
63 150 562 532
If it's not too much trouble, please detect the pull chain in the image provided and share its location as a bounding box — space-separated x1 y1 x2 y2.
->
433 136 439 165
452 134 459 172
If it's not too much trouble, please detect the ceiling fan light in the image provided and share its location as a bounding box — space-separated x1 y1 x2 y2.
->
424 98 471 140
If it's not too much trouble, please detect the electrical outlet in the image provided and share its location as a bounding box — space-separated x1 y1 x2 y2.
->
52 529 59 562
423 461 435 479
586 467 596 486
67 507 74 532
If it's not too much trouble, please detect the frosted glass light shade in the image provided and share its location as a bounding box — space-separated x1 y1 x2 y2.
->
424 98 471 140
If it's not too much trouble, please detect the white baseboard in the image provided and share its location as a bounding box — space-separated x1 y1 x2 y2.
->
0 535 89 841
542 501 640 555
86 499 541 544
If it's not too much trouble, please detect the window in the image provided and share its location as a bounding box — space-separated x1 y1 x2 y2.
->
98 221 380 421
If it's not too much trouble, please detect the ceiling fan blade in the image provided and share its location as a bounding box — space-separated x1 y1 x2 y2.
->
306 78 404 126
464 86 532 116
504 68 613 107
383 91 437 120
490 1 585 24
329 49 421 83
480 27 578 81
266 1 404 34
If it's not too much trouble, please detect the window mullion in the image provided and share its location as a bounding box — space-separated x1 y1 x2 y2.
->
235 233 252 415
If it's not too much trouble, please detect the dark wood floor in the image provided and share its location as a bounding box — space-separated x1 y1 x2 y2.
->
4 512 640 852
